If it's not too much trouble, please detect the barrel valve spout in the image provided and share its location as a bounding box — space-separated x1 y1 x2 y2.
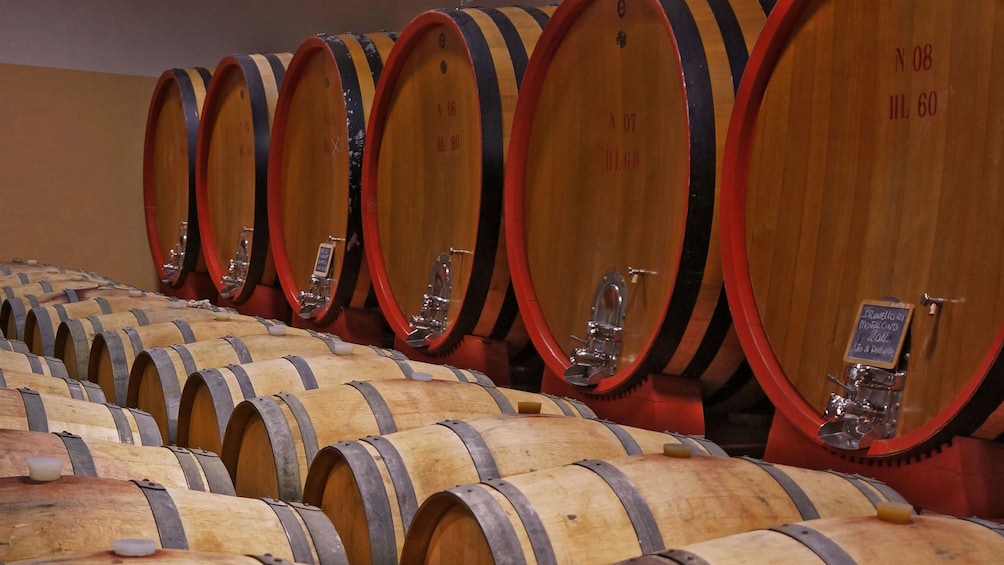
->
161 221 188 284
407 253 453 348
818 363 906 450
564 271 628 387
298 237 344 319
219 227 253 299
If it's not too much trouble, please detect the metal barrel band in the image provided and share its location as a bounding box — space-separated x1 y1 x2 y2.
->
164 444 206 492
276 391 320 465
769 523 856 565
739 456 820 520
597 419 643 455
284 355 319 390
54 430 97 476
18 387 48 432
574 459 663 554
260 497 318 565
439 419 500 481
133 479 188 549
287 500 349 565
347 380 397 435
335 440 396 564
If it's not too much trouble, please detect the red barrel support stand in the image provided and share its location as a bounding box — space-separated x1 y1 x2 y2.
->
391 336 513 389
764 412 1004 520
159 272 218 303
291 307 391 349
216 284 291 325
540 368 706 437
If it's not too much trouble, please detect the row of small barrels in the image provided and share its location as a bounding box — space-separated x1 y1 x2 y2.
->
1 261 1001 563
143 0 1004 463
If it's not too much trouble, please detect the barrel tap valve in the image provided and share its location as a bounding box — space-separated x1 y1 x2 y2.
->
298 236 344 319
220 227 253 298
161 221 188 284
818 362 907 450
407 253 453 348
564 271 629 387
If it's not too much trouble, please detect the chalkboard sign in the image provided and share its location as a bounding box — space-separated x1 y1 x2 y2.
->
844 299 915 369
312 242 336 278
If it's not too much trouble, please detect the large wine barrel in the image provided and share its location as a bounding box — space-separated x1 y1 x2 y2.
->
268 33 396 324
126 330 349 444
361 6 553 356
304 414 726 564
87 313 285 406
177 350 487 454
719 0 1004 460
144 67 213 288
0 429 233 494
0 475 345 563
401 451 909 564
0 350 68 377
615 512 1004 564
221 378 596 502
0 368 106 403
23 289 167 356
196 53 292 304
0 388 161 446
55 301 233 381
505 0 771 407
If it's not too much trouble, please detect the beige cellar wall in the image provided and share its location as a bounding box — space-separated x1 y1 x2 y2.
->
0 63 158 289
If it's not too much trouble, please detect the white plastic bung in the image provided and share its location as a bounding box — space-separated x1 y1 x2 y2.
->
333 342 354 356
27 456 63 481
114 538 158 557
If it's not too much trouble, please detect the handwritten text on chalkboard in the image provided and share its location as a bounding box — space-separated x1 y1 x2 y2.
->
844 300 914 369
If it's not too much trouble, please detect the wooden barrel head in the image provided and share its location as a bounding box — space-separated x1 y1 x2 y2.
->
721 0 1004 459
197 54 291 303
144 68 212 286
363 7 552 354
269 34 396 323
506 0 770 394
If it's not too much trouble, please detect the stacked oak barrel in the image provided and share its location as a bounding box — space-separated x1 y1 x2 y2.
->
4 0 1004 563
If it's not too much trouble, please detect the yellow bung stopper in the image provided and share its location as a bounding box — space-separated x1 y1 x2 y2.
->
129 289 144 297
214 310 233 321
517 401 542 414
876 502 914 524
663 443 693 458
